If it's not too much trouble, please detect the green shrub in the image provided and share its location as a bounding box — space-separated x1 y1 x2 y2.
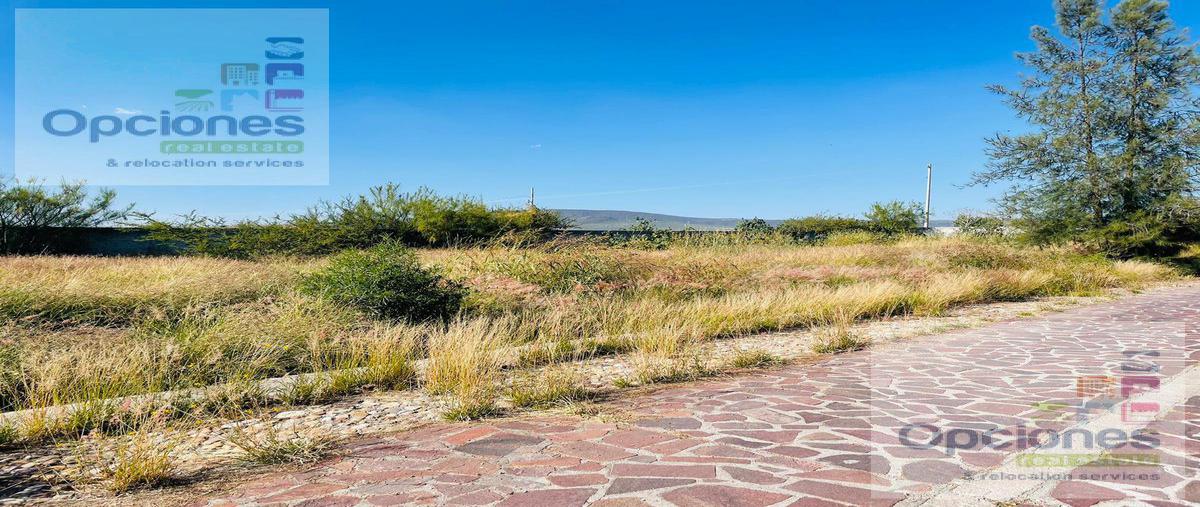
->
734 218 773 234
143 184 570 257
777 215 869 239
865 201 924 234
300 241 465 322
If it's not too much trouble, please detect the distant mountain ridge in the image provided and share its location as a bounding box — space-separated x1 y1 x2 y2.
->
554 209 952 231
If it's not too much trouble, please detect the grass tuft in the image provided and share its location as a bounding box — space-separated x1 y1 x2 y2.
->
229 426 331 465
620 349 716 387
96 434 176 493
729 348 784 368
811 326 871 354
0 422 17 447
507 367 595 409
442 398 504 421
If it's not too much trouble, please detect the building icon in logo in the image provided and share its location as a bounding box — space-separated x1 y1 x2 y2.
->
221 63 261 86
220 89 260 112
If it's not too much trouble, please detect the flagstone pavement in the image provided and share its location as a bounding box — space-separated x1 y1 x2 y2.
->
195 286 1200 507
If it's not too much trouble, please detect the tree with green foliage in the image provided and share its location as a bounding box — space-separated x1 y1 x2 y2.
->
978 0 1200 256
0 179 132 254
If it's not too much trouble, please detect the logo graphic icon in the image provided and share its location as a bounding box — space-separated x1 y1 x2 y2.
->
1075 375 1116 398
265 89 304 112
174 89 214 112
221 63 261 86
1121 401 1160 423
265 63 304 85
266 37 304 59
1120 376 1160 397
17 9 328 186
220 89 260 112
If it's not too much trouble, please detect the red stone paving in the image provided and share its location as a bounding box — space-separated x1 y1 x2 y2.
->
194 287 1200 506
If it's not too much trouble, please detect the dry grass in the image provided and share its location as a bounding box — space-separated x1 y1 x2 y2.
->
0 237 1183 442
811 326 872 354
507 367 594 409
229 425 331 465
0 256 310 326
729 348 784 369
618 348 717 388
73 432 176 493
425 319 508 420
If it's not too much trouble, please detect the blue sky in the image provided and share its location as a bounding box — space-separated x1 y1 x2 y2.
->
4 0 1200 220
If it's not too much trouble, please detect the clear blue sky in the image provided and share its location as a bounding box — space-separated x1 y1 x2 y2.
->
4 0 1200 220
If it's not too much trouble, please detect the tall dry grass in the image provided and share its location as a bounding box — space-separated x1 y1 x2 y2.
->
0 256 313 326
0 237 1181 437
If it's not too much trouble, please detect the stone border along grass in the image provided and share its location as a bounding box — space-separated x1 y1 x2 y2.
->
4 278 1171 434
0 284 1108 427
0 283 1162 434
0 328 640 428
7 282 1189 504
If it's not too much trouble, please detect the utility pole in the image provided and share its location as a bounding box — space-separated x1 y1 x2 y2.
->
923 164 933 229
529 187 535 209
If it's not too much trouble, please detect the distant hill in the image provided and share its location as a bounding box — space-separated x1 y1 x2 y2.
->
553 209 952 231
553 209 757 230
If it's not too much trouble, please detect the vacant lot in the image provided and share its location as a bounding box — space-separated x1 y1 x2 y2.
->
0 236 1179 444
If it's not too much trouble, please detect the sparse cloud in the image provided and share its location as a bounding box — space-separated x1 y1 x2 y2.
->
529 144 542 150
114 107 142 116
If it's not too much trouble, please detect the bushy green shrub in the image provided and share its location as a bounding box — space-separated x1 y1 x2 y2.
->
734 218 773 234
300 241 465 322
144 184 569 257
620 217 672 250
865 201 923 234
776 215 869 239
